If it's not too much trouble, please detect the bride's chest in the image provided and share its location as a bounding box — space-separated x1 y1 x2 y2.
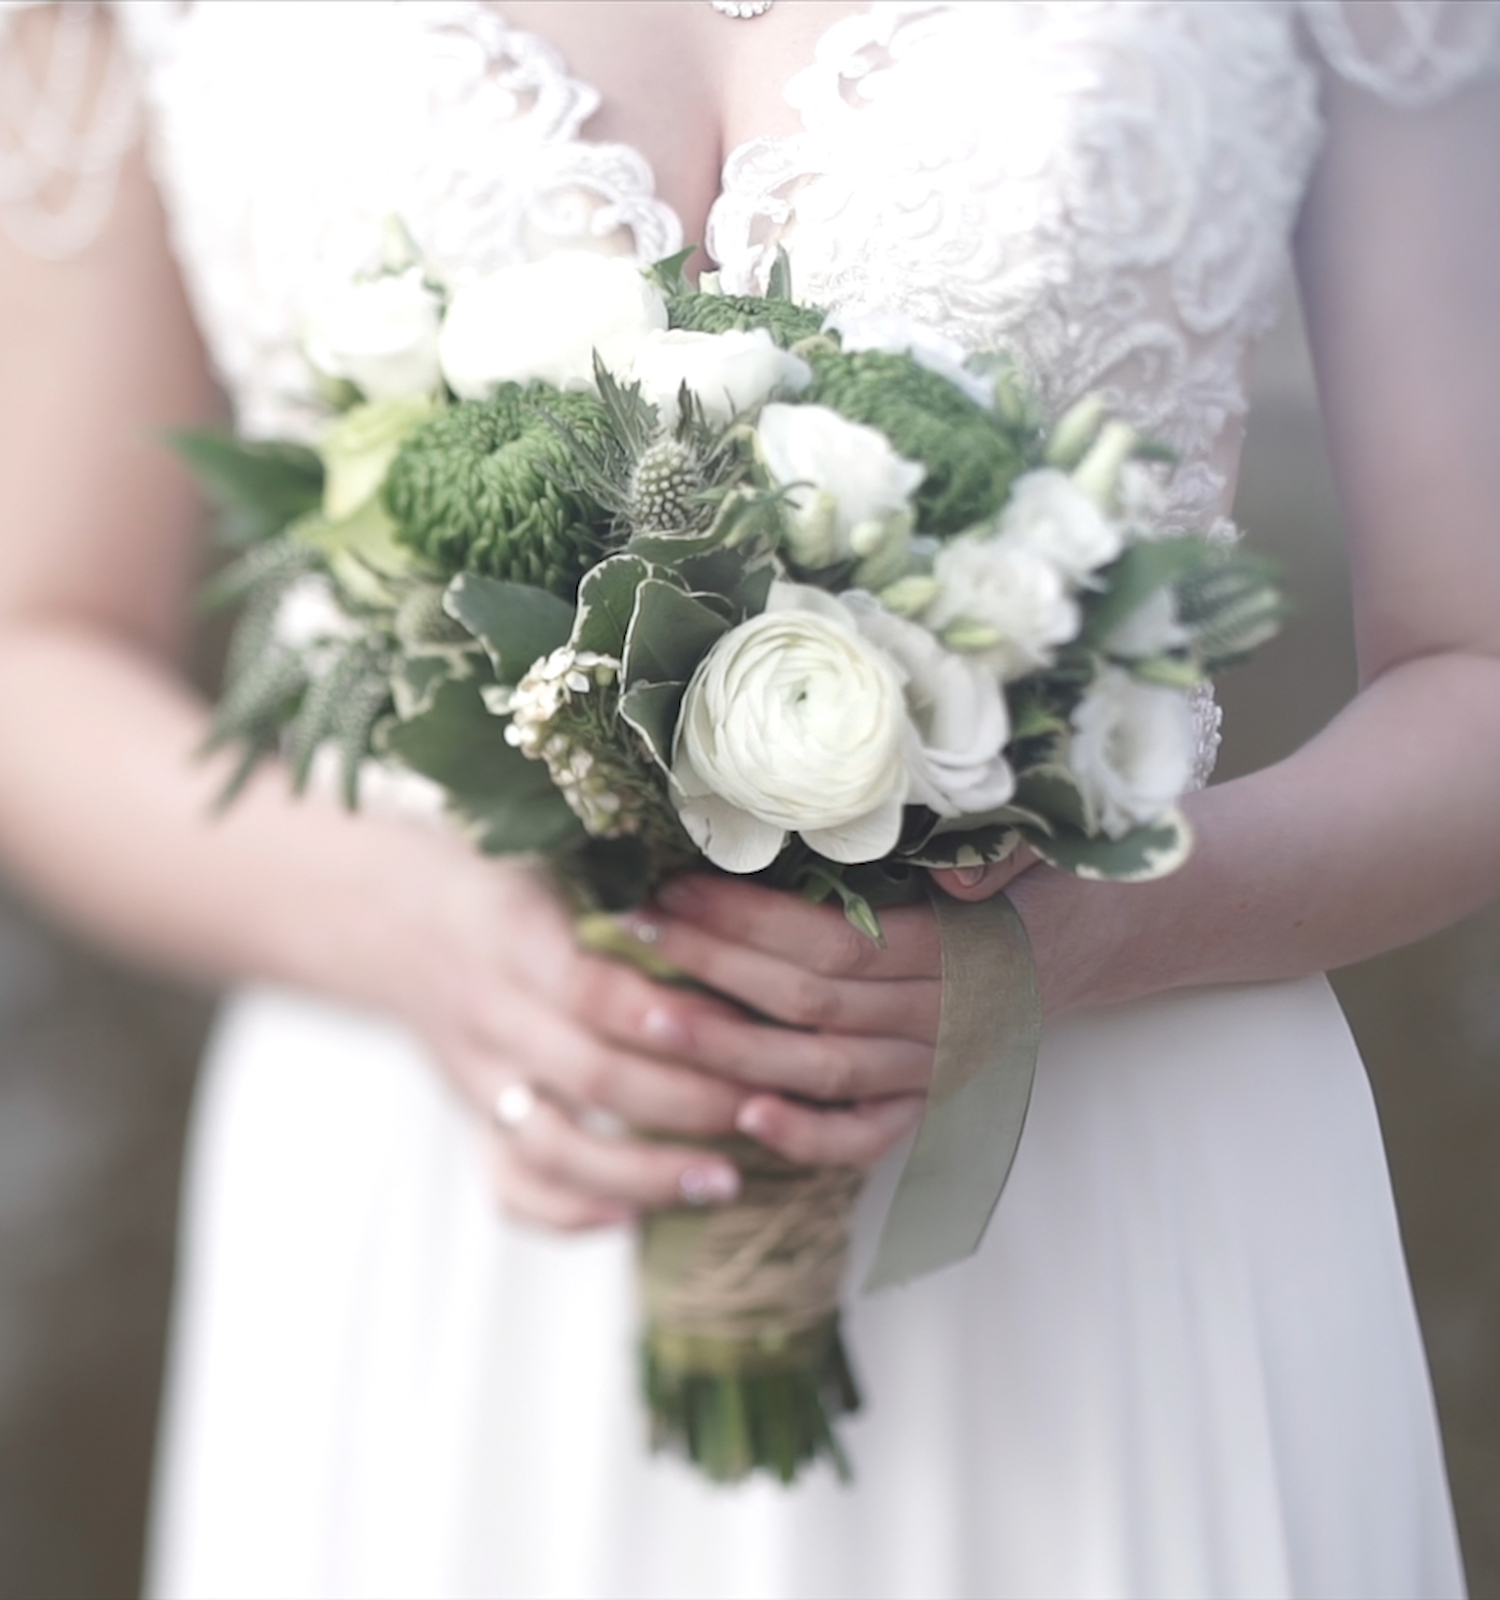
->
127 0 1326 466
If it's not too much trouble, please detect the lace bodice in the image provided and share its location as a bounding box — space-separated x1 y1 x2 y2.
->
6 0 1499 781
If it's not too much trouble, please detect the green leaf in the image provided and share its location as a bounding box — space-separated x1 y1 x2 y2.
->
1012 764 1093 833
169 429 324 545
1024 810 1193 881
619 680 686 773
390 654 457 720
904 825 1023 871
1079 538 1207 647
442 573 575 683
766 247 794 303
1007 696 1068 741
674 547 775 619
572 554 659 657
622 580 731 687
290 498 420 607
198 533 320 613
376 677 583 854
1126 653 1203 689
643 247 697 300
625 528 726 564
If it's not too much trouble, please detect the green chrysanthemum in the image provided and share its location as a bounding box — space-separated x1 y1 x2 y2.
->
382 385 613 595
802 348 1027 537
667 290 825 348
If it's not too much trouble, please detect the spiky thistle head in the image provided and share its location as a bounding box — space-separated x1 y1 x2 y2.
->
629 437 704 531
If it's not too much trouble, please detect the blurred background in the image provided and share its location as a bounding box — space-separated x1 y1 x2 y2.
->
0 280 1497 1598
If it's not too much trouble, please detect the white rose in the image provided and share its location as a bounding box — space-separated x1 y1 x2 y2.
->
824 308 995 408
304 268 442 401
998 468 1124 582
1069 666 1196 838
926 534 1080 680
671 584 909 872
438 252 667 399
631 327 811 428
757 403 925 569
842 592 1015 817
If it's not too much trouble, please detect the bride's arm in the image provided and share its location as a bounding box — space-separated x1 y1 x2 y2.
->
0 22 749 1224
628 65 1500 1162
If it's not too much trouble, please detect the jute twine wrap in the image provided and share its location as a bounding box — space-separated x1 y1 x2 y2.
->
640 1142 864 1347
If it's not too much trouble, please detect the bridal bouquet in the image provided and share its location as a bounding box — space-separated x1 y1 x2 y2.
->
177 232 1281 1486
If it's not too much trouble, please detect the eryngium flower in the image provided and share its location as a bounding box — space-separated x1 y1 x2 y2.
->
383 386 612 593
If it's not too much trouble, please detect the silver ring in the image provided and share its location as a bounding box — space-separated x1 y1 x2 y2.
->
492 1082 538 1131
631 919 661 945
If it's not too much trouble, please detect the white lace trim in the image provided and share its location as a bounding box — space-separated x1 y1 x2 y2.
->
1299 0 1500 107
0 0 138 258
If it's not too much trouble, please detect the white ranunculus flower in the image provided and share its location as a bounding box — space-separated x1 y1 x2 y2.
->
1105 586 1191 659
926 534 1080 680
756 403 925 569
1069 666 1196 838
842 592 1015 817
824 308 995 408
438 252 667 399
671 583 909 871
304 268 443 401
631 327 811 428
998 468 1124 582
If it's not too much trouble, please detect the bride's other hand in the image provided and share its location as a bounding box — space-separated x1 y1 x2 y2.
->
367 842 751 1231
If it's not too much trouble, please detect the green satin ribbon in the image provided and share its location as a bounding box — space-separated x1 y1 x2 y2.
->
864 890 1042 1292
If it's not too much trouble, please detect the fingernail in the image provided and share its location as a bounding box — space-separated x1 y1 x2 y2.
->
618 912 661 945
954 864 987 888
735 1102 770 1138
680 1165 739 1205
641 1006 687 1048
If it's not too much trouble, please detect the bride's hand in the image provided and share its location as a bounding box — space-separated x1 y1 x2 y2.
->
615 858 1032 1169
382 843 752 1231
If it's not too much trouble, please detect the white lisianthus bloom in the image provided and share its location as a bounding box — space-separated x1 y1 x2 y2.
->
998 468 1124 582
304 268 443 401
438 252 667 399
671 584 909 871
757 403 925 569
1104 586 1191 658
926 534 1080 680
824 308 995 408
631 327 811 428
1069 666 1196 838
842 592 1016 817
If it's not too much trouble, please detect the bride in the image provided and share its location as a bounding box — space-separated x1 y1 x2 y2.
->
0 1 1496 1595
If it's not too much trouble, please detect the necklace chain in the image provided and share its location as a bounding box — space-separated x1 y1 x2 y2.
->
709 0 775 17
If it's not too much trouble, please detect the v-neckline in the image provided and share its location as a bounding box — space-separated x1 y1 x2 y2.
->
476 0 891 262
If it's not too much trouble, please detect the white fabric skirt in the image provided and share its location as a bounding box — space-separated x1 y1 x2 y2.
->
146 976 1465 1600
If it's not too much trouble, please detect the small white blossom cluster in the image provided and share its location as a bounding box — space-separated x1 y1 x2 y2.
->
487 648 634 837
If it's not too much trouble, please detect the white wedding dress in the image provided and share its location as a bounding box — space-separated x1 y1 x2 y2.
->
14 2 1497 1595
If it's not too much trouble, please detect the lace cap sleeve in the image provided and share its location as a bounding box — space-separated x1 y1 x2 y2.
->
1300 0 1500 107
0 0 142 259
